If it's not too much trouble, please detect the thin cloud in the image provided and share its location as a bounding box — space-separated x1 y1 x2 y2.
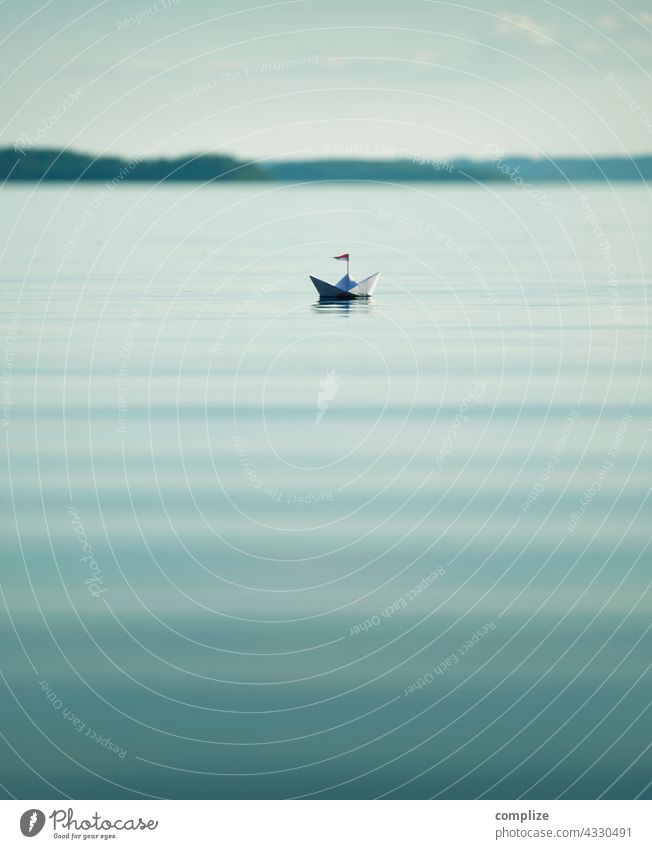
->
596 15 623 30
575 40 606 55
494 12 555 45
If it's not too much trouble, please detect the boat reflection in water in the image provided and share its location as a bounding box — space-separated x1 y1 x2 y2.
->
311 297 374 314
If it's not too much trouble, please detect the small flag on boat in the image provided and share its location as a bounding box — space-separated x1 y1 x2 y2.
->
333 253 349 261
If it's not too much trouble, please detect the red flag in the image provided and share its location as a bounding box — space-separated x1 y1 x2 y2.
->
333 253 349 261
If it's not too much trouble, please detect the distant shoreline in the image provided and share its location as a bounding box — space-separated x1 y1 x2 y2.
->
2 147 651 183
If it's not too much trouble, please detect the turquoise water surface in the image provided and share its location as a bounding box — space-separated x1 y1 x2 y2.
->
1 182 650 799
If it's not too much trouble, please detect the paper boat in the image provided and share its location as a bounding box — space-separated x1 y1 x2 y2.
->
309 272 380 300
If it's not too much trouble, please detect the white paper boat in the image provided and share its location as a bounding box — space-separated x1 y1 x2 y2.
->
309 271 380 300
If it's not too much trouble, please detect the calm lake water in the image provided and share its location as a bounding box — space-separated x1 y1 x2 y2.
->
1 182 650 799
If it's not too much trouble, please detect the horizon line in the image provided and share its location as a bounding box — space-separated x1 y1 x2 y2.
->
4 145 652 164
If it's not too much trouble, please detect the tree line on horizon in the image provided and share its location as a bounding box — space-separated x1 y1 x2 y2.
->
1 146 651 183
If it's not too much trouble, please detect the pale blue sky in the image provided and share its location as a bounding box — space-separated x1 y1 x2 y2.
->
2 0 652 160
